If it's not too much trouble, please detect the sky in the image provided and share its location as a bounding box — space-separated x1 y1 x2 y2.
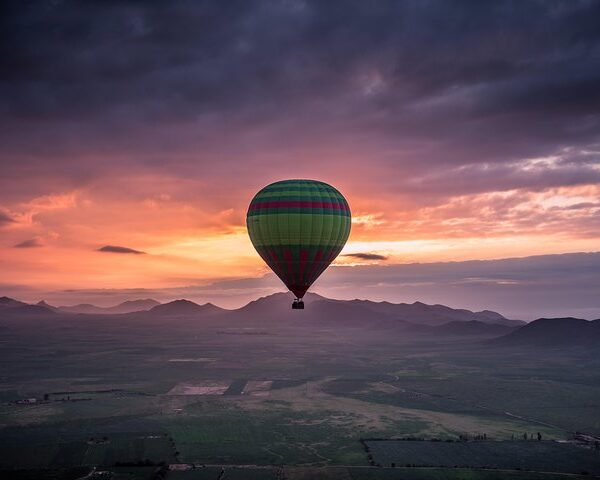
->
0 1 599 318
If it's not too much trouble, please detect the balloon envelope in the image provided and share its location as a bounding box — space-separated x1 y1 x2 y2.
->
247 179 351 299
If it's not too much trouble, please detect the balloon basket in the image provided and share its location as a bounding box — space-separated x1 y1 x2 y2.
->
292 299 305 310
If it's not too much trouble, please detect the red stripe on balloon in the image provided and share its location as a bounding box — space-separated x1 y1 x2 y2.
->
283 248 295 289
299 249 308 285
249 201 349 212
290 284 309 299
267 248 282 279
305 249 324 285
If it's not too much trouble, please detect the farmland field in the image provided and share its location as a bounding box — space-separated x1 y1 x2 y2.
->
365 439 600 474
1 307 600 478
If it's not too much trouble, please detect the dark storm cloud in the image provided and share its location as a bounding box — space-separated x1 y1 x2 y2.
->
14 238 43 248
98 245 145 254
343 252 388 261
1 1 599 148
0 0 599 215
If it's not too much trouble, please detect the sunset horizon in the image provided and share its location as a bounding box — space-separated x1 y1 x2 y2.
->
2 250 599 320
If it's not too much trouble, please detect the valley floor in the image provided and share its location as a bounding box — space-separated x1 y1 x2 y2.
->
1 311 600 478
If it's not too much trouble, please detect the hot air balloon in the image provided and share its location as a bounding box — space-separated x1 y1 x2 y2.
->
247 179 351 309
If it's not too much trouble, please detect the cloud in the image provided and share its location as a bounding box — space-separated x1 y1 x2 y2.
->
98 245 145 255
14 238 43 248
1 2 599 162
1 2 599 201
0 211 15 226
343 252 388 261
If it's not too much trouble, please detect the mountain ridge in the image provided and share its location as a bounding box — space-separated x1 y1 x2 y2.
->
56 298 161 314
491 317 600 347
146 299 225 316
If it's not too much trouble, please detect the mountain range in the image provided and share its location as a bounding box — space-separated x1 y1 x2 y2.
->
45 298 161 314
1 293 598 346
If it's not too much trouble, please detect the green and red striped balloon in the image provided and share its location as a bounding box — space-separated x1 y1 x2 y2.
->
247 179 351 299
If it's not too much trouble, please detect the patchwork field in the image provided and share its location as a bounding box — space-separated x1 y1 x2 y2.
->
168 382 231 396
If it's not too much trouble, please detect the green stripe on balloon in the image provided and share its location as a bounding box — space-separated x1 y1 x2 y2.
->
247 215 350 246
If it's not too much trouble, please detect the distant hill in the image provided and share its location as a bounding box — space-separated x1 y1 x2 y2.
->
232 293 404 327
233 292 330 322
55 303 100 314
429 320 516 336
36 300 58 310
106 299 161 313
147 299 225 317
491 317 600 347
0 296 29 309
57 298 161 314
305 298 411 328
230 293 516 333
0 297 57 317
236 292 325 314
344 299 523 327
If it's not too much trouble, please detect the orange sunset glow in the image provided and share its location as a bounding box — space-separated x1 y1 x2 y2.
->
2 176 599 303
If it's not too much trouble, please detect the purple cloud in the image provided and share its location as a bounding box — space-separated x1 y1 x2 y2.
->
343 253 388 261
0 211 15 226
14 238 42 248
98 245 145 255
0 0 598 206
